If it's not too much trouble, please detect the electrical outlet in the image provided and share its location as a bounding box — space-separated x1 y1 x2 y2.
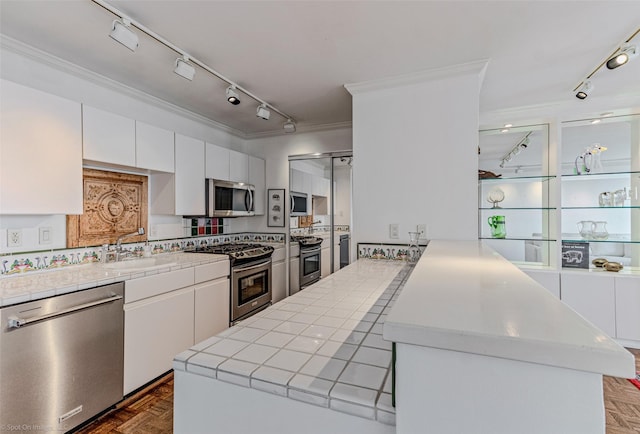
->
417 224 427 238
7 229 22 247
389 223 399 239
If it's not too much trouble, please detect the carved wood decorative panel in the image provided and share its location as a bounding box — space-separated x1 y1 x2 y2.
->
67 168 148 248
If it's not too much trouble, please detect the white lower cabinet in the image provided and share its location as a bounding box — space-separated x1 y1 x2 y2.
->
124 287 194 395
615 275 640 342
560 273 616 337
194 278 229 342
321 239 331 278
522 269 560 299
271 247 286 303
290 257 300 296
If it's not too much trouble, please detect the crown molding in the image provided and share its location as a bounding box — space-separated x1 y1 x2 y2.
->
0 35 248 139
344 59 489 95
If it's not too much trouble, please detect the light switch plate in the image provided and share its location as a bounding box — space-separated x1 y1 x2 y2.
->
389 223 399 239
39 227 52 245
417 224 427 238
7 229 22 247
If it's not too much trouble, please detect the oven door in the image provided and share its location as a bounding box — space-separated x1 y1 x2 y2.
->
231 259 272 323
300 246 321 288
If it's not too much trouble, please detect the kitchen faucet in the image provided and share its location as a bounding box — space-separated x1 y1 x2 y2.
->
102 228 145 262
308 220 322 234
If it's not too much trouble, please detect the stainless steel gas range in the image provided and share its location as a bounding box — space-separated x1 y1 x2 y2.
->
187 243 274 324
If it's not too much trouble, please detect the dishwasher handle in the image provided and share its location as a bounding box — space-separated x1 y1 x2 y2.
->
7 294 123 329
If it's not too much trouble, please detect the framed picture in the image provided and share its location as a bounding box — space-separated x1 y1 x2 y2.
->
268 189 286 227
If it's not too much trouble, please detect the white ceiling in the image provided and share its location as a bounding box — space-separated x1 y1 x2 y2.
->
1 0 640 137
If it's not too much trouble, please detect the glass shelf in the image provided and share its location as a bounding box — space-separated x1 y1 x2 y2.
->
480 207 557 210
562 206 640 209
479 175 556 183
562 238 640 244
480 236 557 242
561 170 640 180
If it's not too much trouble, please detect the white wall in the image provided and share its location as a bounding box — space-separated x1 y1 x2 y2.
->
347 63 485 245
334 166 352 226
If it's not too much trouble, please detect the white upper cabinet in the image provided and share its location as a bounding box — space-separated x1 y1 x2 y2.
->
290 169 304 193
82 105 136 167
174 133 205 215
249 156 266 215
0 79 83 214
205 142 230 180
229 149 249 183
135 121 174 172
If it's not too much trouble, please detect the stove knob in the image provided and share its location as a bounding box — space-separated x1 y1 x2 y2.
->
238 252 244 256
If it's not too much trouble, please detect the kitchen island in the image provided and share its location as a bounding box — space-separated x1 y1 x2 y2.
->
173 240 635 434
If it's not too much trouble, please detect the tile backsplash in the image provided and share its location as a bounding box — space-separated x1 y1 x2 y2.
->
0 232 286 276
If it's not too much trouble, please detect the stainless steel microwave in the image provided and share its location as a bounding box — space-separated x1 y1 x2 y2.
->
206 179 255 217
290 191 308 216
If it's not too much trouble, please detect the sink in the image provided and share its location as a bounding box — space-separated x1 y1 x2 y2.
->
103 257 177 272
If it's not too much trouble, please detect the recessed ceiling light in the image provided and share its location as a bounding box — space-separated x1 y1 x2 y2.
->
591 119 601 124
503 124 513 128
600 112 614 117
500 129 509 133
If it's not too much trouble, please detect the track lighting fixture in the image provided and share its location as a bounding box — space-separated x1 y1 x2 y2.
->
109 18 138 51
606 43 638 69
256 104 271 120
283 119 296 133
226 86 240 105
499 132 531 168
174 55 195 81
575 81 593 100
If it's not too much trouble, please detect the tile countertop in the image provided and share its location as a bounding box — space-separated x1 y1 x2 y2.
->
0 252 228 307
175 259 412 426
384 239 635 378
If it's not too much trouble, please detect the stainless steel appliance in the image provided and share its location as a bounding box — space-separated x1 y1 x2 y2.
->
0 282 124 432
294 236 323 288
186 243 274 324
206 179 255 217
290 191 308 216
340 233 350 269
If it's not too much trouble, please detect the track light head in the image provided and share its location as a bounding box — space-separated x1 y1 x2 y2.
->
109 18 139 51
226 86 240 105
575 80 593 100
256 104 271 120
606 43 638 70
174 56 195 81
283 119 296 133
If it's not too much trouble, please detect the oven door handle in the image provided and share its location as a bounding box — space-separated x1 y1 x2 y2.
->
301 246 321 254
233 259 271 273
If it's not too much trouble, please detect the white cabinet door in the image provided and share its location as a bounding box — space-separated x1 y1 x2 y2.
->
174 133 205 215
124 288 194 394
522 270 560 299
82 105 135 166
290 257 300 295
136 121 174 172
194 278 230 342
249 156 266 215
560 273 616 337
321 246 331 278
272 260 286 303
333 236 341 273
229 150 248 183
0 79 83 214
290 169 304 193
205 142 230 180
615 276 640 341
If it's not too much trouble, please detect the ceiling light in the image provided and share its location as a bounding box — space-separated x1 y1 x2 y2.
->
109 18 138 51
256 104 271 120
591 119 601 124
499 132 531 168
600 112 614 117
503 124 513 128
226 85 240 105
174 55 195 81
283 119 296 133
606 43 638 69
575 81 593 100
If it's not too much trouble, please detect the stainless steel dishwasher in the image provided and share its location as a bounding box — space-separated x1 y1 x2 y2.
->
0 282 124 433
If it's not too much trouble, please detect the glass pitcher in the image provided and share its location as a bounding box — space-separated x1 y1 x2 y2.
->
487 215 506 239
577 220 594 239
592 221 609 240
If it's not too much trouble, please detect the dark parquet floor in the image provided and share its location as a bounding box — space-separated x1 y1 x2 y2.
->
77 349 640 434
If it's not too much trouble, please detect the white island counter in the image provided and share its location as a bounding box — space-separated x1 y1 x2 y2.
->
384 239 635 434
173 240 635 434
